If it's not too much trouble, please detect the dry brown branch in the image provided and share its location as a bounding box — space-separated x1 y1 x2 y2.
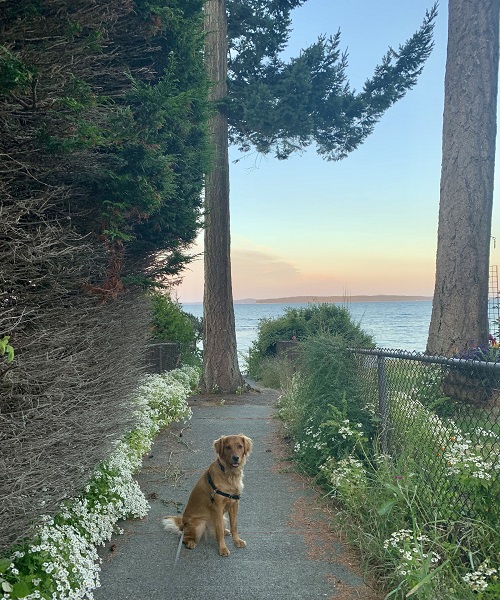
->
0 0 172 552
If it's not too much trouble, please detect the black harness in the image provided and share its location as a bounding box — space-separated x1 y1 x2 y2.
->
207 461 241 502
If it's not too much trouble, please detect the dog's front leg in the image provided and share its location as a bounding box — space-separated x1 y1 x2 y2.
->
214 501 230 556
228 501 246 548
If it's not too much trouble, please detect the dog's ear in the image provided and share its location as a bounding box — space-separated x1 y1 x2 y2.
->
239 434 253 456
213 436 226 457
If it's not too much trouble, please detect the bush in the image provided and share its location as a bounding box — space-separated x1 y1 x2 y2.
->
149 292 202 365
277 333 376 474
1 0 208 552
247 303 373 378
274 340 500 599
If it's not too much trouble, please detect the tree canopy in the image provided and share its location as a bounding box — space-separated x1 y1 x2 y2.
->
201 0 438 393
226 0 437 160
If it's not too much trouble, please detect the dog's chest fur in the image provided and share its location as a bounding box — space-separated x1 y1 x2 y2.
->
209 462 244 495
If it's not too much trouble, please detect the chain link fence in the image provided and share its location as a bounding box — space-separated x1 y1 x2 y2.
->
351 349 500 523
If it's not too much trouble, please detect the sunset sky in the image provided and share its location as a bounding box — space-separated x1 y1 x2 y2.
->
177 0 500 303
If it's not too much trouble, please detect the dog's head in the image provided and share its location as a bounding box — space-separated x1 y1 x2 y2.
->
213 434 253 470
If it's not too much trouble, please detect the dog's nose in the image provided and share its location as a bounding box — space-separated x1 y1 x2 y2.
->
232 455 239 463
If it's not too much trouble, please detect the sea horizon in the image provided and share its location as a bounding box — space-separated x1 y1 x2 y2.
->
182 300 434 358
183 294 433 305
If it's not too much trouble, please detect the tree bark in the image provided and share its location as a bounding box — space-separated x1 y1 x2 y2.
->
427 0 499 356
201 0 244 392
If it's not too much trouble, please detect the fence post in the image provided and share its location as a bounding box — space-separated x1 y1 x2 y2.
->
377 354 388 454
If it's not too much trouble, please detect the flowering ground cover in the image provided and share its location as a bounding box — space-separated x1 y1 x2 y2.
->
0 366 199 600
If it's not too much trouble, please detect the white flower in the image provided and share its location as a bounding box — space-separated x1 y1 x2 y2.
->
4 366 199 600
463 561 498 592
383 528 441 581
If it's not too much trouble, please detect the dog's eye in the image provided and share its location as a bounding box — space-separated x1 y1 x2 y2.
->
237 444 243 449
225 445 231 450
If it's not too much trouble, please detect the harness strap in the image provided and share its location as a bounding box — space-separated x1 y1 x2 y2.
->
207 471 241 501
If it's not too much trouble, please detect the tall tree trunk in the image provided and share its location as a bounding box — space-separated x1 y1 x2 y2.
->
201 0 244 392
427 0 499 356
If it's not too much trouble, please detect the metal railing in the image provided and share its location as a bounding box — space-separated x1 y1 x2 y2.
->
351 348 500 521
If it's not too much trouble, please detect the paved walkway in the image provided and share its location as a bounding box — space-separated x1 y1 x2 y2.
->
95 386 381 599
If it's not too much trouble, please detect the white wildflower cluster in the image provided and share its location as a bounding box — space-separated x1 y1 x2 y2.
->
1 365 199 600
320 455 366 495
338 419 364 440
462 560 498 593
475 427 499 440
383 529 440 578
374 452 393 465
133 367 195 435
1 519 101 600
392 394 447 442
393 393 499 482
90 441 150 523
294 418 366 456
293 421 327 454
443 434 498 480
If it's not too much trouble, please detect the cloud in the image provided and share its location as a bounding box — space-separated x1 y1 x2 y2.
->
174 237 435 303
175 241 304 302
232 248 300 276
231 248 304 298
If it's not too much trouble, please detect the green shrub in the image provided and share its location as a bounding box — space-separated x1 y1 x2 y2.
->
250 305 376 472
149 292 202 365
247 303 373 378
275 333 375 475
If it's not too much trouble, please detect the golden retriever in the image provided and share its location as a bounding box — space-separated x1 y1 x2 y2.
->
163 434 253 557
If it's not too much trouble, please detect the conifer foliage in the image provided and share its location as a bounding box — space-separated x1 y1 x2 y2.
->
0 0 208 551
226 1 437 159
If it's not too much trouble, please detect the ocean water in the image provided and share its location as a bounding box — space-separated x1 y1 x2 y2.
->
182 301 433 362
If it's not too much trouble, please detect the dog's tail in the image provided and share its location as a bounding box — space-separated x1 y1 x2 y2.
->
163 515 183 535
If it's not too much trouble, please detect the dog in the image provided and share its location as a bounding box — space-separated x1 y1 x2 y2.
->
163 434 253 557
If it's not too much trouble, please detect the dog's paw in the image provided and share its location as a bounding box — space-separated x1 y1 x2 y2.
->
224 528 231 536
218 546 230 556
233 538 246 548
184 539 197 549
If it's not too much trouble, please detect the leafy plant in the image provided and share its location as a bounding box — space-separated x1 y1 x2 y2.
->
0 336 14 363
247 303 374 378
271 331 499 599
0 46 34 94
149 292 202 365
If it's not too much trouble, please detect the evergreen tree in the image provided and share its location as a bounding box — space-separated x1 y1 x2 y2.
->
427 0 499 357
202 0 437 393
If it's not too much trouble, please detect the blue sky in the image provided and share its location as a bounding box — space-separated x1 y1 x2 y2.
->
177 0 500 302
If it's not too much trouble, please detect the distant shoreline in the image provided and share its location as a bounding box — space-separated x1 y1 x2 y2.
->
186 295 431 305
252 295 432 304
184 295 433 305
